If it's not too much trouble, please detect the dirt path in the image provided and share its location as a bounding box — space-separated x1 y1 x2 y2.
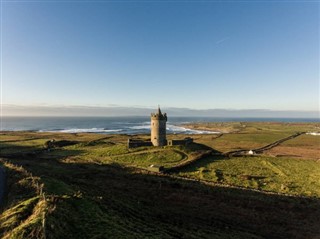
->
165 150 213 172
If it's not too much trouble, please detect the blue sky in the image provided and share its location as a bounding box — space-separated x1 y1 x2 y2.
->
1 1 319 113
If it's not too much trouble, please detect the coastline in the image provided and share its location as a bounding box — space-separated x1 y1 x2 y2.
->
1 116 319 133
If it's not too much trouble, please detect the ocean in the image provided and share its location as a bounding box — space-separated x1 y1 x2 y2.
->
1 117 319 134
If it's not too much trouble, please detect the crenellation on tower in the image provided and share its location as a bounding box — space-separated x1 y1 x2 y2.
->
151 107 167 120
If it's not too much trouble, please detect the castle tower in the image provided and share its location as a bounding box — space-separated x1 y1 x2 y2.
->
151 106 167 146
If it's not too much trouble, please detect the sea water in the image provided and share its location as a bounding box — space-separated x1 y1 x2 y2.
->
1 116 319 134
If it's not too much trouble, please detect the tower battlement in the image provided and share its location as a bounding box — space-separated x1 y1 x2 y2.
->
150 107 167 120
151 113 167 120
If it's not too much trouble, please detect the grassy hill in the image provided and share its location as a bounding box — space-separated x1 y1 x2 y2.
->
1 124 320 238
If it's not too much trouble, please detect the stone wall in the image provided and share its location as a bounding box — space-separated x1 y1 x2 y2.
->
127 139 153 148
167 137 193 146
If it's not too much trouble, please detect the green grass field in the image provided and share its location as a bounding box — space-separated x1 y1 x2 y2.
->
1 123 320 238
197 132 292 152
184 122 320 153
176 155 320 197
183 122 319 134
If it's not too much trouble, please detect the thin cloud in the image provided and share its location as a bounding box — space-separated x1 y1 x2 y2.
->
215 37 230 45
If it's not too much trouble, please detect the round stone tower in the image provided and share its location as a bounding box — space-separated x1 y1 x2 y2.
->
151 106 167 146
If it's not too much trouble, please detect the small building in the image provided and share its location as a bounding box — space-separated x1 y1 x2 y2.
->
148 164 164 173
248 150 254 155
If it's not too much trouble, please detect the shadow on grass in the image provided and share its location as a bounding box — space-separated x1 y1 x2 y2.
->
0 142 85 175
0 142 43 156
184 142 222 154
0 141 84 157
173 154 225 173
1 144 320 239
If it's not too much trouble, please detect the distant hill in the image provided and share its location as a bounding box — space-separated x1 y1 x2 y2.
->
3 104 319 118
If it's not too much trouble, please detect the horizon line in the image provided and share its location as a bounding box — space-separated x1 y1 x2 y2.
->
1 104 319 112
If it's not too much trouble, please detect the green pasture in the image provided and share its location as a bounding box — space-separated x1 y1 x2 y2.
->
177 155 320 197
1 128 320 239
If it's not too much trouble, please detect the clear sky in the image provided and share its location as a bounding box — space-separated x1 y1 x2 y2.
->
1 1 319 113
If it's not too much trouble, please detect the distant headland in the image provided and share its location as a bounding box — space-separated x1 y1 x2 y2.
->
2 104 319 118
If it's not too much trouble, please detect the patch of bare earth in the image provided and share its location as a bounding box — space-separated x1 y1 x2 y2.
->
265 146 320 160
